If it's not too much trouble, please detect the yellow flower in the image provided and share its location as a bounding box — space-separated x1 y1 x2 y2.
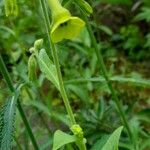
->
48 0 85 43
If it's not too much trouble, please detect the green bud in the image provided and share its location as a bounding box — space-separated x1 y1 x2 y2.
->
82 0 93 14
29 47 35 53
70 124 83 138
28 54 37 81
34 39 43 50
75 0 93 15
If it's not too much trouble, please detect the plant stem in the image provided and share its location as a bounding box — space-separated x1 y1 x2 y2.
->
80 12 136 148
51 43 76 125
39 0 52 57
0 55 14 92
39 0 76 126
0 54 39 150
17 101 40 150
39 1 87 149
77 141 87 150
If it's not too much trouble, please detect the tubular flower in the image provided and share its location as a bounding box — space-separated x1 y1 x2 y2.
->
47 0 85 43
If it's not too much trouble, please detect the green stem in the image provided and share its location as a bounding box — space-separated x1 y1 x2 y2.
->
51 44 76 125
39 0 52 57
78 142 87 150
0 55 14 92
40 0 76 125
80 12 135 148
17 101 40 150
39 1 87 149
0 54 39 150
39 0 76 126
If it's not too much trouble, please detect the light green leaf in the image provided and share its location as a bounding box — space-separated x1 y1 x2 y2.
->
65 76 150 87
0 26 16 37
101 126 123 150
52 130 76 150
91 135 109 150
36 49 60 90
0 91 20 150
91 126 123 150
98 25 113 36
134 7 150 22
75 0 93 15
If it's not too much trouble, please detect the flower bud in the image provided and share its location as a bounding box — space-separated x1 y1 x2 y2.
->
75 0 93 15
34 39 43 50
28 54 37 81
29 47 35 53
70 124 84 138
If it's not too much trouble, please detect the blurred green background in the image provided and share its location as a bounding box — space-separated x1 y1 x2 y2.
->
0 0 150 149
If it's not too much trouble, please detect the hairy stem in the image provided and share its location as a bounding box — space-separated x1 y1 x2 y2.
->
0 54 39 150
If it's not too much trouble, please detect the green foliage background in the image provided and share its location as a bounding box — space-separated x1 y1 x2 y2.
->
0 0 150 149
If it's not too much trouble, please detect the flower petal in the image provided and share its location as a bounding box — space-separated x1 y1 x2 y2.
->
65 17 85 39
51 16 85 43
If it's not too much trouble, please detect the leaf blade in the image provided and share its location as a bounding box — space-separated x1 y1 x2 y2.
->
102 126 123 150
52 130 76 150
37 49 60 90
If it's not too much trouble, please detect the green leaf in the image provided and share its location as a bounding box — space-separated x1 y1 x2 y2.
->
36 49 60 90
101 126 123 150
91 135 109 150
28 54 37 81
75 0 93 15
110 76 150 87
144 33 150 48
52 130 76 150
0 26 16 37
91 126 123 150
98 25 113 36
0 91 19 150
65 76 150 87
134 7 150 22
